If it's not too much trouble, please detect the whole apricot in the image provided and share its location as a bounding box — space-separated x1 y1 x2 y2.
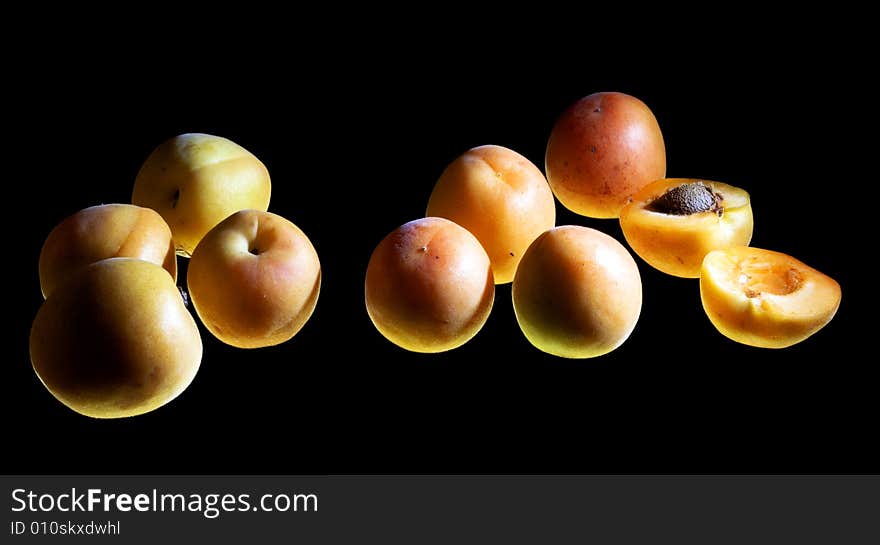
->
620 178 754 278
187 210 321 349
133 133 271 257
365 217 495 353
700 247 841 348
512 226 642 358
546 92 666 218
38 204 176 298
30 258 202 418
426 145 556 284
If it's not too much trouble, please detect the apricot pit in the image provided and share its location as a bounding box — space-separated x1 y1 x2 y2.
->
646 182 721 216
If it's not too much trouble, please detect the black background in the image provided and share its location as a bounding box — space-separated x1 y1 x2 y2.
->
7 28 872 475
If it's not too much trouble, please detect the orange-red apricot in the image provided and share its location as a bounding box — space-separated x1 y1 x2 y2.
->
365 217 495 353
545 92 666 218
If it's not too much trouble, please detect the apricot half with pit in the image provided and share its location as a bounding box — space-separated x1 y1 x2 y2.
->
365 217 495 353
700 247 841 348
620 179 753 278
512 225 642 358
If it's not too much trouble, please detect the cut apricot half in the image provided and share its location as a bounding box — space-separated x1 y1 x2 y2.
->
700 247 841 348
620 178 753 277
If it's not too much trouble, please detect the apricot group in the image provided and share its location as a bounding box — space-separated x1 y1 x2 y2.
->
29 91 844 424
31 133 319 418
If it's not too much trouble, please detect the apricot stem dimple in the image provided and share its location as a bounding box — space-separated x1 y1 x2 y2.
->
646 182 722 216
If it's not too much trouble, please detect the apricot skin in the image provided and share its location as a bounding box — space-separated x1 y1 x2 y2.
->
29 258 202 418
512 226 642 358
132 133 271 257
365 217 495 353
700 247 841 348
426 145 556 284
38 204 176 298
187 210 321 349
620 179 754 278
545 92 666 219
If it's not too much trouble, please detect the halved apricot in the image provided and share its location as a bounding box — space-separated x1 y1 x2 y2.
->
700 247 841 348
620 178 753 278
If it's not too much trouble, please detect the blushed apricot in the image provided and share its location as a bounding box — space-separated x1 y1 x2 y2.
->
38 204 177 298
365 217 494 353
187 210 321 349
512 226 642 358
701 247 841 348
426 145 556 284
620 179 753 278
546 92 666 218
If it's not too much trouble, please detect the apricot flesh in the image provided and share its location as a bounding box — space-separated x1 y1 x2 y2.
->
512 225 642 358
38 204 176 298
29 258 202 418
700 247 841 348
426 145 556 284
365 217 495 353
620 179 753 278
545 91 666 218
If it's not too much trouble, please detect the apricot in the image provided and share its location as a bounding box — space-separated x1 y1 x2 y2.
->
187 210 321 349
38 204 176 298
545 91 666 218
426 145 556 284
133 133 271 257
30 258 202 418
512 225 642 358
700 247 841 348
619 178 754 278
365 217 494 353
